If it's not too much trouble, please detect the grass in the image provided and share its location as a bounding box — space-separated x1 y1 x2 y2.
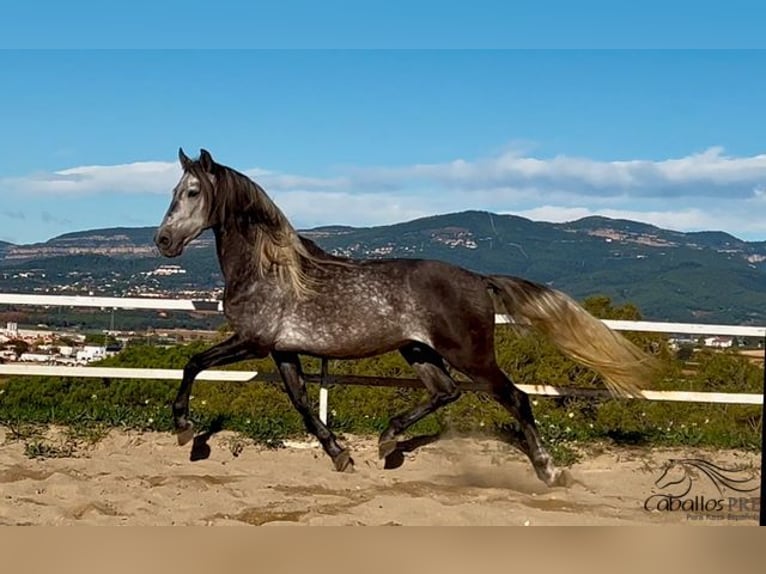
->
1 418 111 460
0 374 761 465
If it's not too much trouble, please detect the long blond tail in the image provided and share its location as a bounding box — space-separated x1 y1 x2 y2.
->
486 275 657 397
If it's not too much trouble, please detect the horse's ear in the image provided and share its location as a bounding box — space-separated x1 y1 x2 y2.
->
199 148 215 173
178 147 192 170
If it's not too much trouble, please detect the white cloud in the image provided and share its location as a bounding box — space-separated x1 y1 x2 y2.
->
244 169 349 192
5 146 766 199
273 190 433 228
352 147 766 198
2 146 766 238
3 161 182 196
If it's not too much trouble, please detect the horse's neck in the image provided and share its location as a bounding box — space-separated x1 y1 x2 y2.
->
213 225 262 287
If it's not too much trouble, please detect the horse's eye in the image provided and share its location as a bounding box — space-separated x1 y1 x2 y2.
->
188 189 200 198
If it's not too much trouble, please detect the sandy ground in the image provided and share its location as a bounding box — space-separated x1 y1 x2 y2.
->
0 428 760 526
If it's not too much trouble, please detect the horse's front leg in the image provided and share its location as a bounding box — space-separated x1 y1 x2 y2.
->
174 335 264 445
272 351 354 472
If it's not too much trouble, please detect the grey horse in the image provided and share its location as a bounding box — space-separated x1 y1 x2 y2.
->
154 148 654 487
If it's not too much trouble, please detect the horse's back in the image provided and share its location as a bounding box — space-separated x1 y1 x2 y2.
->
273 256 494 357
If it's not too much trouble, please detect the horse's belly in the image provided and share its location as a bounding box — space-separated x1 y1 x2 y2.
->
274 319 425 358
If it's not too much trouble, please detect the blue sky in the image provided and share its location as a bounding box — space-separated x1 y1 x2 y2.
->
2 0 764 49
2 47 766 243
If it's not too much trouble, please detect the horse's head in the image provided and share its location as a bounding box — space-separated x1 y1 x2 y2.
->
654 460 694 496
154 147 217 257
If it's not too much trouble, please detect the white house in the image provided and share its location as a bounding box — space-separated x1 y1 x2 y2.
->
145 265 187 276
703 336 734 349
76 345 107 364
3 322 18 336
20 352 53 363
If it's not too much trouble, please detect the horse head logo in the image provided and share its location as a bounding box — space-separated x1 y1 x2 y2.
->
653 458 759 498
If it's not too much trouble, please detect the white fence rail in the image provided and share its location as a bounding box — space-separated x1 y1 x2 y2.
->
0 293 224 312
0 364 258 382
0 363 762 406
1 293 765 415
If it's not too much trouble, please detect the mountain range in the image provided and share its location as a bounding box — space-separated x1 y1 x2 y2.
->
1 211 765 325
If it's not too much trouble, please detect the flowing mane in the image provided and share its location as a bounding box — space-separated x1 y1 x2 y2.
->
186 159 343 298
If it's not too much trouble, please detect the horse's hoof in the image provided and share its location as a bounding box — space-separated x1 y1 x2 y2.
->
176 422 195 446
333 450 354 473
551 469 574 488
378 439 398 460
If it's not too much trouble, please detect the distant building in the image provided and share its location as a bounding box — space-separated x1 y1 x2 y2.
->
76 345 107 363
667 335 697 351
703 336 734 349
105 343 123 355
1 325 57 343
145 265 187 277
20 352 54 363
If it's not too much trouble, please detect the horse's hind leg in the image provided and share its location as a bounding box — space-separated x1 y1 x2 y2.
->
272 351 353 472
378 343 462 460
471 364 572 487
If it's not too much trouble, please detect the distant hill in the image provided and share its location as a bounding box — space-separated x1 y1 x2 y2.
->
1 211 765 324
1 227 214 261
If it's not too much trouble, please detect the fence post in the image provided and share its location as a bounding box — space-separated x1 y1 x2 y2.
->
319 358 329 425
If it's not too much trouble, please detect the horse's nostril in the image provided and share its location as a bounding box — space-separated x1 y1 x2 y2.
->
155 232 171 248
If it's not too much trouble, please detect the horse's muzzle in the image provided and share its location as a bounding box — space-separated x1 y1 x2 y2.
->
154 230 182 257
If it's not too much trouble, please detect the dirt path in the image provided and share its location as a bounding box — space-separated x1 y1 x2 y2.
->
0 428 760 526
